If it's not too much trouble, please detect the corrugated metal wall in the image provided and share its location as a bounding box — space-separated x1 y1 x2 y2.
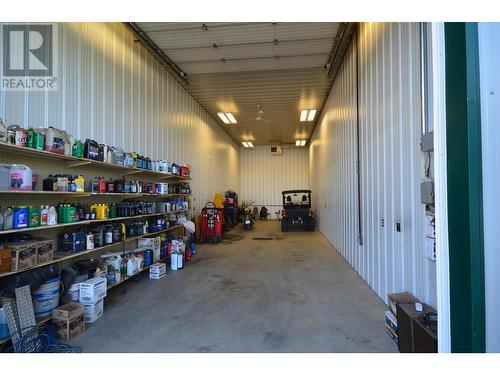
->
0 22 240 213
310 23 437 307
478 22 500 353
240 146 309 218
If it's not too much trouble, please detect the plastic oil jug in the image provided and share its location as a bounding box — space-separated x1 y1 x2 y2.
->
28 206 41 227
13 206 29 228
74 175 85 192
84 139 100 160
1 208 14 230
40 205 49 226
0 118 6 142
45 127 66 154
72 139 83 158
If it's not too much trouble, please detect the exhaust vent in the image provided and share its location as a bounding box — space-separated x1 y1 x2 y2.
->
270 145 283 155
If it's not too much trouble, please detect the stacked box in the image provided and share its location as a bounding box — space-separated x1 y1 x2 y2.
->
149 263 166 279
83 299 104 323
387 292 419 315
52 302 85 340
138 237 161 261
34 238 54 264
8 242 37 271
79 277 107 303
0 248 11 273
385 310 398 344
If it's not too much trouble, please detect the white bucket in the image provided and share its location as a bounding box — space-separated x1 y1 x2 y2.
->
32 277 61 318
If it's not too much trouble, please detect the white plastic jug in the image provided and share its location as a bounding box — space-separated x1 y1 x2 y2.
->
9 164 32 191
105 255 122 273
127 256 137 276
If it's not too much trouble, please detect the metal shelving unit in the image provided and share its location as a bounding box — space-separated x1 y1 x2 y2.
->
0 142 191 181
0 141 193 347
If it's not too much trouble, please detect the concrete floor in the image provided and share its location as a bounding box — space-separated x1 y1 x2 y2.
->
72 221 397 352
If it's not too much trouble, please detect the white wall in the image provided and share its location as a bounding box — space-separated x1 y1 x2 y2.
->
310 22 437 307
478 22 500 353
239 146 309 218
0 23 240 213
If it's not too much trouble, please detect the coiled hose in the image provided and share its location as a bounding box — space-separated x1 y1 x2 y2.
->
0 324 81 353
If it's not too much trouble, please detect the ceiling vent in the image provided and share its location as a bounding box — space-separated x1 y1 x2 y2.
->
270 145 283 155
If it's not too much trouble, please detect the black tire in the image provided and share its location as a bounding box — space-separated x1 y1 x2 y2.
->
281 221 288 232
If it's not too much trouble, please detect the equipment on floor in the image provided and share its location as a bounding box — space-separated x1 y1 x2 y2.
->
200 202 223 244
281 190 315 232
242 215 254 231
223 190 238 231
259 206 269 220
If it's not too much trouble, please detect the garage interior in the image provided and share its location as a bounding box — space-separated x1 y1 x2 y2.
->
0 20 497 354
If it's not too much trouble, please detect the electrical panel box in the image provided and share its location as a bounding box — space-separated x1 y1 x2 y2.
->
420 181 434 204
421 131 434 152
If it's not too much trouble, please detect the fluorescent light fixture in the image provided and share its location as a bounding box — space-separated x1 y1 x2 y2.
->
296 140 307 147
218 112 230 124
300 109 317 122
242 142 249 147
226 113 237 124
247 142 253 147
300 110 308 122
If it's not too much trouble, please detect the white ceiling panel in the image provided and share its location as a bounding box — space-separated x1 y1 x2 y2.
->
136 22 346 145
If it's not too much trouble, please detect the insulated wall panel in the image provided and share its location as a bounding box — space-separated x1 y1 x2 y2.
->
0 22 240 214
240 146 309 218
310 23 436 307
478 22 500 353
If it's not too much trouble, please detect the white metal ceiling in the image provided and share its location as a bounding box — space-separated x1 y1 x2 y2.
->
137 22 340 145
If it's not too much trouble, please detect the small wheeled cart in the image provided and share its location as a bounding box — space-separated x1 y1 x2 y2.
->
200 202 223 243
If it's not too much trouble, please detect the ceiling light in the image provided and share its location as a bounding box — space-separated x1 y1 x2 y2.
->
218 112 230 124
226 113 237 124
296 140 306 147
247 142 253 147
300 110 308 122
242 142 249 148
300 109 317 122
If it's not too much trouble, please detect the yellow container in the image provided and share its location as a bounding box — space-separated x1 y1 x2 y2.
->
74 175 85 192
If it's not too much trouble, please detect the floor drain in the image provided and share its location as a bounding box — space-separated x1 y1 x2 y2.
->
252 237 274 240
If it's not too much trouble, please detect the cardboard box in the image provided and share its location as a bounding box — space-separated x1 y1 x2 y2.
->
138 237 161 261
34 238 54 264
149 262 166 279
8 242 37 271
0 248 12 273
83 298 103 323
79 277 107 303
52 302 85 340
387 292 419 315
